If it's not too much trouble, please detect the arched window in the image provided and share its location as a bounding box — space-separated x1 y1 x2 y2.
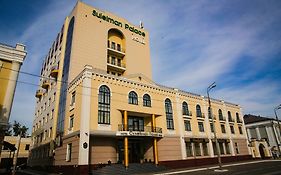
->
165 98 174 129
236 113 241 123
196 105 202 117
143 94 151 107
218 109 223 120
182 102 189 115
128 91 138 105
98 85 110 124
228 111 232 122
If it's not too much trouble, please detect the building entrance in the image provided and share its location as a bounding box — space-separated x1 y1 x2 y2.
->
118 139 144 163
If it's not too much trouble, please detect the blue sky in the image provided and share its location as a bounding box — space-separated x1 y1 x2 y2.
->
0 0 281 132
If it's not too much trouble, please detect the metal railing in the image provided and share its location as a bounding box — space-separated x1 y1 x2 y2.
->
197 113 205 118
118 124 162 133
183 111 192 116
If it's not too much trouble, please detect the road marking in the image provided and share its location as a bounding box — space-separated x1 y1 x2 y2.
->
153 160 281 175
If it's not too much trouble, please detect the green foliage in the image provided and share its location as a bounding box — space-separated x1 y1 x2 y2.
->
5 121 29 137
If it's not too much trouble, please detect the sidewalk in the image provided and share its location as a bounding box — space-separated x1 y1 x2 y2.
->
17 169 60 175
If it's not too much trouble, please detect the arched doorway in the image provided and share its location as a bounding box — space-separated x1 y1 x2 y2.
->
259 144 265 159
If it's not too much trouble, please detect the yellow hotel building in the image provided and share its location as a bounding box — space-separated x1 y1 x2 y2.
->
29 1 251 174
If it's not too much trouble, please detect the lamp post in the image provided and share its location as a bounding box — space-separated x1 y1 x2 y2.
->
274 104 281 156
207 82 222 169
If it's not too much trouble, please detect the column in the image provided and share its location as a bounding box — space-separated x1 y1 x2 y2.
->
124 110 129 168
229 139 235 156
208 139 214 157
151 114 158 165
1 61 21 123
78 68 92 165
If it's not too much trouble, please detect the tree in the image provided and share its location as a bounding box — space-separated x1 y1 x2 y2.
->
12 121 29 137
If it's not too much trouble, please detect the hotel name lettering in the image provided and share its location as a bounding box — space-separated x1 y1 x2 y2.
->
92 10 146 37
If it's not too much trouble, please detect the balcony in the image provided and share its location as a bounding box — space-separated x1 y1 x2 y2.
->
35 90 43 98
42 79 50 89
107 61 126 72
50 65 59 78
219 115 226 122
197 113 205 119
116 124 163 137
107 46 125 57
183 111 192 117
237 119 243 123
209 114 216 120
228 118 234 123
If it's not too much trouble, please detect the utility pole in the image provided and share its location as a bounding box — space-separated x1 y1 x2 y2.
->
12 131 22 175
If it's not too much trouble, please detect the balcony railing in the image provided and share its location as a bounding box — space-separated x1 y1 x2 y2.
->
219 116 226 121
50 65 59 78
228 118 234 122
107 46 125 57
118 124 162 133
197 113 205 118
42 79 50 89
183 111 192 116
107 61 126 72
237 119 243 123
35 90 43 98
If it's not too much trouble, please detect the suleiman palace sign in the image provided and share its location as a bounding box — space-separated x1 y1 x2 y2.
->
92 9 146 37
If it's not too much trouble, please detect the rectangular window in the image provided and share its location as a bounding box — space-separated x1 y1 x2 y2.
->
239 126 243 135
66 143 72 162
198 122 204 132
202 142 208 156
230 125 235 134
195 142 201 156
210 123 214 132
249 128 257 139
117 59 121 67
111 42 116 50
25 144 30 151
219 142 225 154
117 44 121 51
221 124 226 133
213 142 217 155
70 91 76 106
225 142 230 154
111 57 116 65
69 115 74 129
185 142 193 157
184 120 191 131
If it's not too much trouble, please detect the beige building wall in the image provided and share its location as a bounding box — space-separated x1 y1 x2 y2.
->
1 136 31 159
66 2 152 83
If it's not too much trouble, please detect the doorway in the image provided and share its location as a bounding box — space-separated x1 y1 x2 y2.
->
259 144 265 159
117 139 144 164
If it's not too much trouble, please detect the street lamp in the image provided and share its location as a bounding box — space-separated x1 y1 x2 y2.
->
207 82 222 169
274 104 281 155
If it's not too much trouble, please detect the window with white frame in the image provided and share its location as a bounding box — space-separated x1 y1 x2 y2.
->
69 115 74 129
66 143 72 161
70 91 76 107
198 122 204 132
184 120 191 131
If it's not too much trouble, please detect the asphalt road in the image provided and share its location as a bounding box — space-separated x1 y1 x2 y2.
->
159 160 281 175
